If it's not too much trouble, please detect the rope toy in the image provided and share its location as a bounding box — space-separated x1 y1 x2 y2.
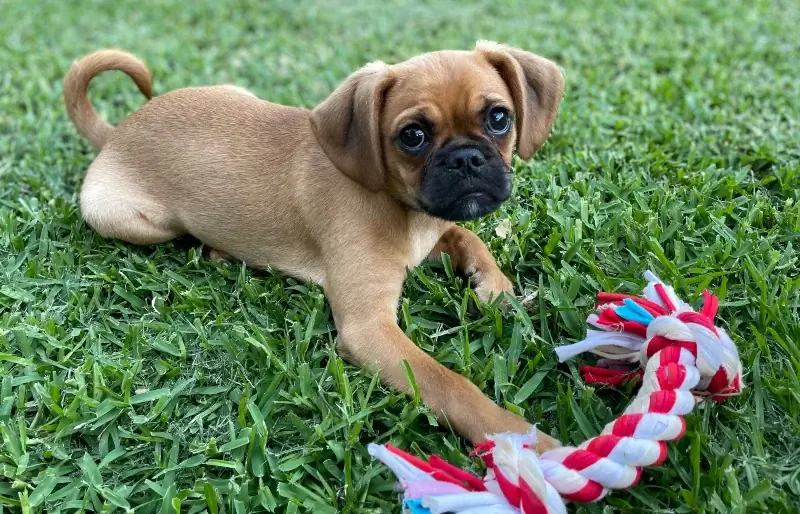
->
369 271 743 513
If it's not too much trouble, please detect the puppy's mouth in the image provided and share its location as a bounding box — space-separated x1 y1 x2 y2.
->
417 140 512 222
423 184 510 221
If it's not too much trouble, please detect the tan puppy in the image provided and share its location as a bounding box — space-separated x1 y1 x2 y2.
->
64 42 564 451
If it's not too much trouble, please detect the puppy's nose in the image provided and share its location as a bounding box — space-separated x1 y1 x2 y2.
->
446 148 486 176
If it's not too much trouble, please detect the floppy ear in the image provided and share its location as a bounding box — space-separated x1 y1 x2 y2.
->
476 41 565 160
310 62 395 192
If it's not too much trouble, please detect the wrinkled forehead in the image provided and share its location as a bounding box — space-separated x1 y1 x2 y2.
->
383 51 513 134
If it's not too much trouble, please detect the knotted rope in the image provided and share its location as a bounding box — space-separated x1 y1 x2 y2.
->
369 271 743 513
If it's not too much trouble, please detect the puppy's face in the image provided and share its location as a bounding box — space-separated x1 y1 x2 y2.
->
382 54 517 221
311 42 565 222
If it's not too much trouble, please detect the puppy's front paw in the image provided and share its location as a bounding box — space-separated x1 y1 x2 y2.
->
471 404 562 454
493 410 562 455
473 270 515 304
530 430 562 454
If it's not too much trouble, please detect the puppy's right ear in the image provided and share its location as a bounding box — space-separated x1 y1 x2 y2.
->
310 62 395 192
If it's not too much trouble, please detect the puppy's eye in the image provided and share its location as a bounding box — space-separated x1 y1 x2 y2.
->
398 124 427 150
486 106 511 135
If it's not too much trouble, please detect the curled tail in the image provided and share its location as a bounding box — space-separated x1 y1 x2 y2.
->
64 49 153 152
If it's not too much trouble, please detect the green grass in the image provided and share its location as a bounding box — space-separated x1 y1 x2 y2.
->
1 0 799 512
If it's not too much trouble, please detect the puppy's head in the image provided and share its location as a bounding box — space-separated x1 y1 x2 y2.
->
310 41 564 221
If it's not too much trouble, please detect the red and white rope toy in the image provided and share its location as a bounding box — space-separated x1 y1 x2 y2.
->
369 271 743 513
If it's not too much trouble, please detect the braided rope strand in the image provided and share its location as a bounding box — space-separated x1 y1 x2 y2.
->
368 271 743 513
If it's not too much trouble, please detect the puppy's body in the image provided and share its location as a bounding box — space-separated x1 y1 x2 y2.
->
65 45 564 449
84 83 451 281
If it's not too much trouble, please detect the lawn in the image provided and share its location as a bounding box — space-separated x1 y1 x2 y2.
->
1 0 799 512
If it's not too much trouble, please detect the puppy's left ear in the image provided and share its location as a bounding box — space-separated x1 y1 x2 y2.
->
476 41 565 160
310 62 395 192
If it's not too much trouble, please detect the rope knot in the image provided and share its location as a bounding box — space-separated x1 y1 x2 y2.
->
369 272 744 513
555 271 742 397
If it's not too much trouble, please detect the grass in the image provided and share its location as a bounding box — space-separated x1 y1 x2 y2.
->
1 0 799 512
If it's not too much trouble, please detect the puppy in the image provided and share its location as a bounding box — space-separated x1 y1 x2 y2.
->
64 42 564 451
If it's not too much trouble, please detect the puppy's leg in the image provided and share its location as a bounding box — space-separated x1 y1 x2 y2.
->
80 160 183 245
326 266 560 452
429 226 514 303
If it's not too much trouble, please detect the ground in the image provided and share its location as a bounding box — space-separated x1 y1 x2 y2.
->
1 0 799 512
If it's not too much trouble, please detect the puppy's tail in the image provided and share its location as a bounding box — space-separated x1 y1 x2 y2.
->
64 49 153 152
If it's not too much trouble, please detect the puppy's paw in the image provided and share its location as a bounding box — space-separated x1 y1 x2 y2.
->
530 430 562 454
473 270 515 304
495 411 562 455
207 248 234 263
472 405 562 455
